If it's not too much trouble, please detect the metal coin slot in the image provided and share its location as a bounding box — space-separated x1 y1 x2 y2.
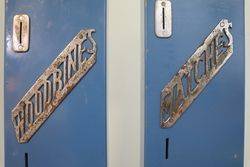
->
162 7 165 30
19 22 23 44
12 14 30 52
155 0 172 38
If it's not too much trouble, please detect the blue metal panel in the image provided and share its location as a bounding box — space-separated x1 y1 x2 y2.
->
5 0 106 167
145 0 245 167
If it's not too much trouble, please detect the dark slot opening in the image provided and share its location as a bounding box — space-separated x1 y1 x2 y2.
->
165 138 169 159
19 21 23 44
162 8 165 30
25 153 29 167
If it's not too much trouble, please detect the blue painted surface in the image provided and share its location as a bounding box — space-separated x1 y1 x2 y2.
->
5 0 106 167
145 0 245 167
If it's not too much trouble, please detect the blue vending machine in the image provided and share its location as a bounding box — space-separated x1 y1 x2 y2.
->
145 0 245 167
4 0 106 167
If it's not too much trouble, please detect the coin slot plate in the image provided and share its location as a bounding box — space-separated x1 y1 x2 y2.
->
155 0 172 38
12 14 30 52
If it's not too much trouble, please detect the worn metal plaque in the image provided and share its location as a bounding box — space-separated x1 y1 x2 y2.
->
11 29 97 143
12 14 30 52
160 19 233 128
155 0 172 38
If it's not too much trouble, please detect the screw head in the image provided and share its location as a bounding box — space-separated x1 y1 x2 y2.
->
18 45 23 50
19 16 24 21
220 22 225 27
79 34 83 39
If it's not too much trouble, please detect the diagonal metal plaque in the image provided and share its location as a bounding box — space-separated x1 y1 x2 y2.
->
161 19 233 128
11 29 97 143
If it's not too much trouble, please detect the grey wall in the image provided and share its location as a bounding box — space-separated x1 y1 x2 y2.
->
0 0 249 167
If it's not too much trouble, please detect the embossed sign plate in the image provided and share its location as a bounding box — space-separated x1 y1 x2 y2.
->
12 29 97 143
160 19 233 128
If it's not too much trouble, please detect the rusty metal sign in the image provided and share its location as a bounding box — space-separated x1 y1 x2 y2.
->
12 29 97 143
161 19 233 128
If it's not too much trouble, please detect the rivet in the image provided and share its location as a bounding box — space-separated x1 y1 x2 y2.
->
18 45 23 50
79 34 83 39
220 22 225 27
19 16 23 21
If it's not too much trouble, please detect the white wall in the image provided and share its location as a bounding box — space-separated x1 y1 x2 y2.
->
0 0 249 167
244 0 250 166
107 0 144 166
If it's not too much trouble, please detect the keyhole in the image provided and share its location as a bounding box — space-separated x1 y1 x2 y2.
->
165 138 169 159
162 7 165 30
19 21 23 44
25 153 29 167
